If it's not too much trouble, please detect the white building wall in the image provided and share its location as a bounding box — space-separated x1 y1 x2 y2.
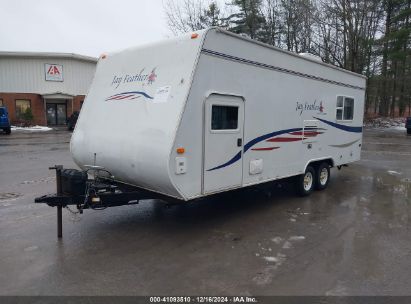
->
0 56 96 95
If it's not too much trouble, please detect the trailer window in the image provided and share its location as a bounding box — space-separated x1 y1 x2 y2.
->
336 96 354 121
211 105 238 130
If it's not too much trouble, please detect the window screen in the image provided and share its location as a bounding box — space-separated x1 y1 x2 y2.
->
211 105 238 130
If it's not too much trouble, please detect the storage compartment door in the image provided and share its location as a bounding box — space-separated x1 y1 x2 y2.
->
203 95 244 194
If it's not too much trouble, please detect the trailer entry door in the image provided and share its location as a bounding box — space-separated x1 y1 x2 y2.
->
203 94 244 194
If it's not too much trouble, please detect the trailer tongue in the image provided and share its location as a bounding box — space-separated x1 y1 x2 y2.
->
34 165 158 238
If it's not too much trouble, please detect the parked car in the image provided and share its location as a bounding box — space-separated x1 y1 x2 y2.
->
67 111 79 131
0 106 11 135
406 117 411 135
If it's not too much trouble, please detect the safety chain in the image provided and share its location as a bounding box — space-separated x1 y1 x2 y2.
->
65 205 82 222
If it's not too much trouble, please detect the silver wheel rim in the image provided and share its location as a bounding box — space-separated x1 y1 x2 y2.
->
303 172 313 191
319 168 328 186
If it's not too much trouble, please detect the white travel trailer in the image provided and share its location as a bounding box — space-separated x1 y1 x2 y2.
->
71 28 366 201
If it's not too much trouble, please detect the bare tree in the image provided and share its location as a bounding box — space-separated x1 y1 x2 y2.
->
262 0 282 46
164 0 227 35
163 0 410 117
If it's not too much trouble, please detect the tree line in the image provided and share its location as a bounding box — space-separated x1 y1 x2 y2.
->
164 0 411 117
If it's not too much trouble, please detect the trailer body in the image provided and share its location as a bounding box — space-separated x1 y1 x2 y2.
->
71 28 366 201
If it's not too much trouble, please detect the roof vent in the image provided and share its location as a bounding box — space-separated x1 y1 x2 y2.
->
298 53 323 62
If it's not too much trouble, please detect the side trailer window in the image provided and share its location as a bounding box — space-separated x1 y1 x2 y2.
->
336 96 354 121
211 105 238 130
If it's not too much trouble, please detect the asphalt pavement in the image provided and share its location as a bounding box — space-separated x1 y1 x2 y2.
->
0 128 410 296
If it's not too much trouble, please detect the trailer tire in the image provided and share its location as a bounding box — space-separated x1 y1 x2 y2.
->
315 162 330 191
297 166 315 196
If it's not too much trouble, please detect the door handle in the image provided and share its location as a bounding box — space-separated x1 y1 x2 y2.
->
237 138 242 147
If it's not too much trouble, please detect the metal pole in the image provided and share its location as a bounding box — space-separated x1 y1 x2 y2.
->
57 206 62 238
55 165 63 239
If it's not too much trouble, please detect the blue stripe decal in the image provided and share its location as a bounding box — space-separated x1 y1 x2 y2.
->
207 128 302 171
314 117 362 133
208 118 361 171
207 151 242 171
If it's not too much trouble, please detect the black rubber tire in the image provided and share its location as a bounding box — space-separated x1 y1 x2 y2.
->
4 127 11 135
296 166 315 196
315 162 330 191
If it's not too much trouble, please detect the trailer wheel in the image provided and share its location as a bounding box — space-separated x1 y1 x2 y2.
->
297 166 315 196
315 162 330 191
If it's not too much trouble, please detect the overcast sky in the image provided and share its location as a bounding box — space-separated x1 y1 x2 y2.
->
1 0 170 58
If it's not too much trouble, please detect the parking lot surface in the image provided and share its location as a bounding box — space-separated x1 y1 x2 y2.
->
0 129 410 296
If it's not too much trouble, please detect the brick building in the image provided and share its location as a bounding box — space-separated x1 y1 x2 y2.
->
0 52 97 126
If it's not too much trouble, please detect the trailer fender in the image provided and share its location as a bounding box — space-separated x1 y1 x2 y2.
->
303 158 334 173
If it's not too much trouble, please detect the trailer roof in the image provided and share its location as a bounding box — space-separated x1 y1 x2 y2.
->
210 28 367 80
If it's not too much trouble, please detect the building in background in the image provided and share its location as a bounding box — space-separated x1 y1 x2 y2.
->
0 52 97 126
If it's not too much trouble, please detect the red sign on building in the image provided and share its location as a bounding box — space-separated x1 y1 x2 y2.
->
45 64 63 81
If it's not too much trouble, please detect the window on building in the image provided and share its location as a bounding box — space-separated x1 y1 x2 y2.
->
336 96 354 121
15 99 31 120
0 99 3 106
211 105 239 130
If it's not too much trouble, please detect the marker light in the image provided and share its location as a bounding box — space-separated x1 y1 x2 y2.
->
191 33 199 39
177 147 185 154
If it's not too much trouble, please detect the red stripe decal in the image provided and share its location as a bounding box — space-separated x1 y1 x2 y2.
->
117 94 134 100
289 131 323 137
107 96 124 100
108 94 133 100
266 137 306 142
251 147 280 151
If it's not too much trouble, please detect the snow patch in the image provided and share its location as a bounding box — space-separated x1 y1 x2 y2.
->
263 256 279 263
387 170 401 175
263 253 286 264
364 117 405 129
271 237 283 244
11 125 53 132
289 236 306 241
392 126 406 131
24 246 38 252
